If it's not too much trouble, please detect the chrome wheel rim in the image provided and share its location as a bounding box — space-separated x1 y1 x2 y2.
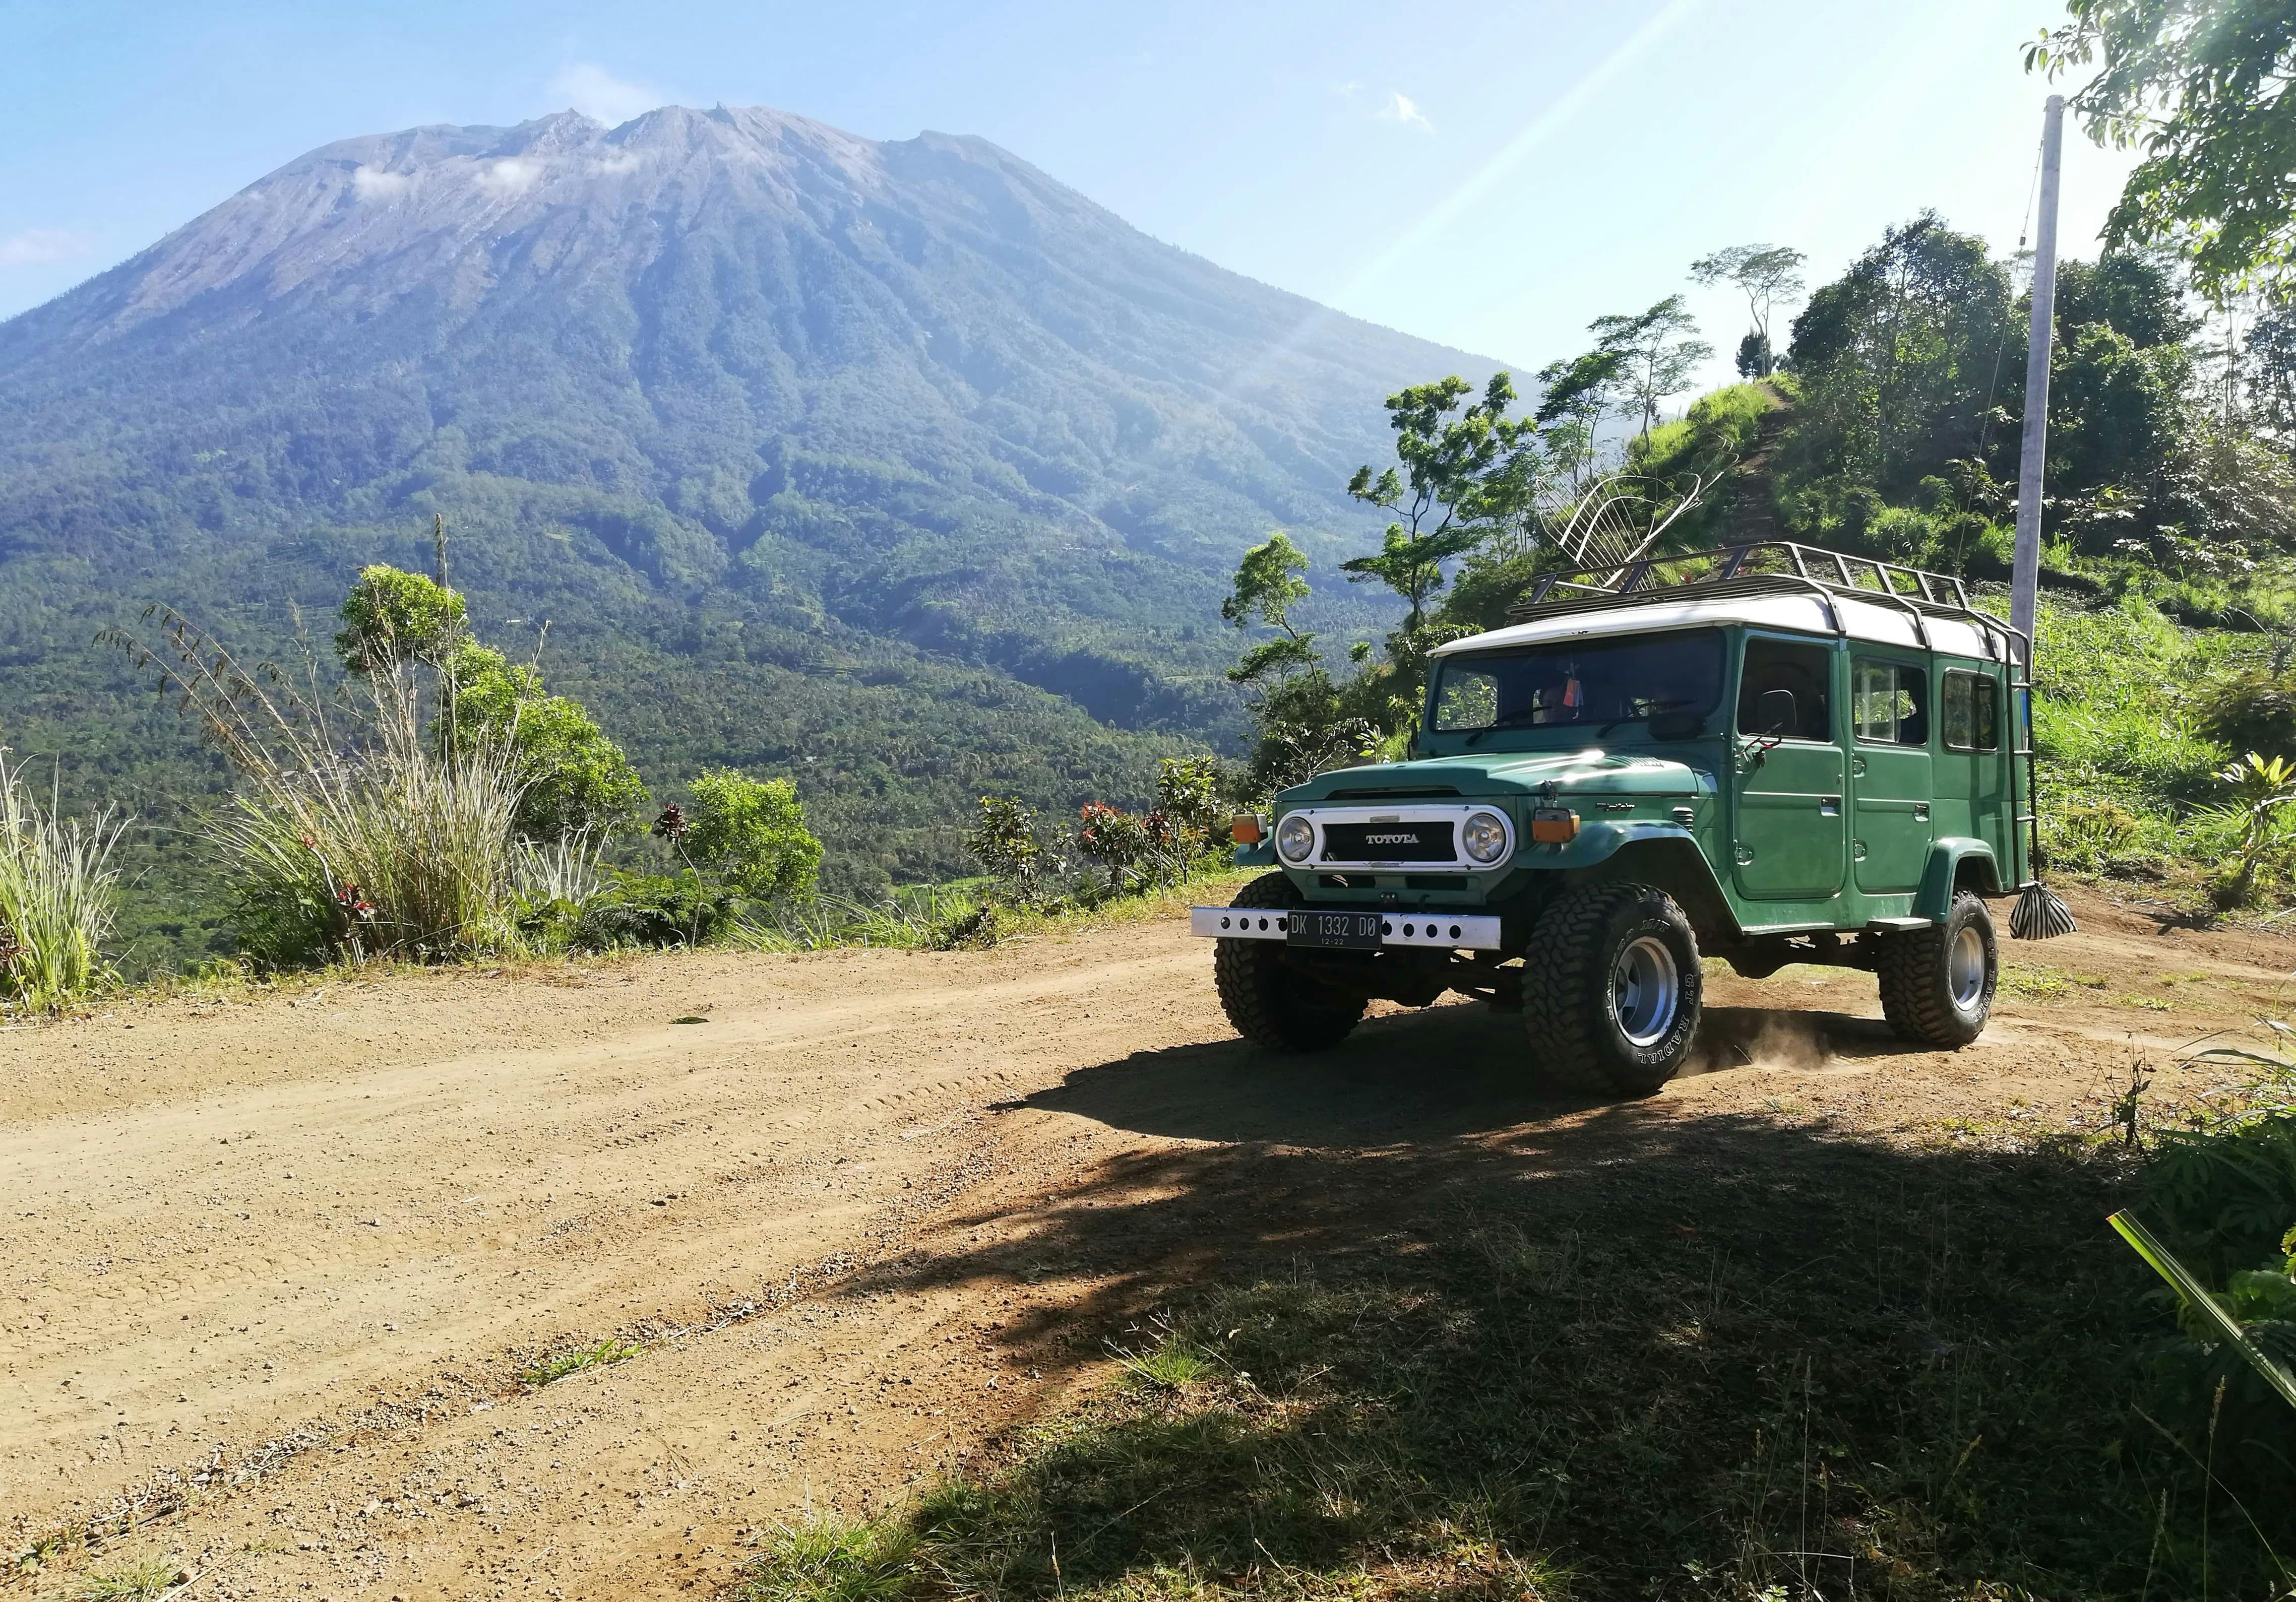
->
1610 935 1681 1047
1949 925 1988 1010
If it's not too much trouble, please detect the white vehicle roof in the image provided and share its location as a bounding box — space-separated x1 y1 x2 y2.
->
1430 590 2013 663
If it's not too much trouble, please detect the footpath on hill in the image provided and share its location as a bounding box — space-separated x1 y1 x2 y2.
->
2 888 2290 1598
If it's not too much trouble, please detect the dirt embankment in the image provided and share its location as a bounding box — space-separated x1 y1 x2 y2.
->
2 889 2286 1598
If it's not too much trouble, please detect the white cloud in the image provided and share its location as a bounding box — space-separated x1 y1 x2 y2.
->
0 227 94 268
1377 91 1435 133
551 62 663 126
591 152 642 176
475 158 542 195
351 165 411 201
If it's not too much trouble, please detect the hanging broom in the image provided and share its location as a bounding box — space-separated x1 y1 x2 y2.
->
2009 748 2077 940
2011 881 2078 940
2007 93 2077 944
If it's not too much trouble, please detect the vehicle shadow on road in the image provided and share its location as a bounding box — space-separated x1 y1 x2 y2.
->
838 995 2187 1593
1011 999 1935 1149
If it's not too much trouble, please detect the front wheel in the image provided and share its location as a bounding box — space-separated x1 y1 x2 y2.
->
1211 873 1366 1052
1522 883 1704 1096
1878 890 1996 1048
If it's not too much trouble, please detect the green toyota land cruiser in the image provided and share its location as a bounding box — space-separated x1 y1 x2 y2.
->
1191 542 2038 1096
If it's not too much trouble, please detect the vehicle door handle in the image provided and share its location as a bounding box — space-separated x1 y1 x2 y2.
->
1819 796 1841 816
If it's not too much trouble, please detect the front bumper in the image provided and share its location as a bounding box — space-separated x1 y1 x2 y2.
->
1189 907 1503 950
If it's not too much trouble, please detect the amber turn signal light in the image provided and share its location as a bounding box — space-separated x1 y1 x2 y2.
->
1528 808 1579 844
1230 813 1264 845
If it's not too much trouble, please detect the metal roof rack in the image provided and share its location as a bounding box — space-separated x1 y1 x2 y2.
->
1505 539 2019 660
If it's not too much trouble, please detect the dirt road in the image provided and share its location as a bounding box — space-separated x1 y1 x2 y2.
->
3 889 2288 1598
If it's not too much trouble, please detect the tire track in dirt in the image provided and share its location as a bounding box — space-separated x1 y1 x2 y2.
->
4 889 2289 1597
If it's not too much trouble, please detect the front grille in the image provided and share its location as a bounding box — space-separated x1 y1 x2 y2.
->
1320 820 1456 863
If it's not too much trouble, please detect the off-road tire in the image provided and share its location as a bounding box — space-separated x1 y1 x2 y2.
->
1522 882 1704 1097
1212 872 1366 1053
1878 890 1996 1048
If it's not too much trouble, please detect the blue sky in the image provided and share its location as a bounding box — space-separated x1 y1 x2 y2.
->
0 0 2134 392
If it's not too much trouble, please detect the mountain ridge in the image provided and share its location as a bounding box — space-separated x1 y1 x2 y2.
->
0 102 1498 954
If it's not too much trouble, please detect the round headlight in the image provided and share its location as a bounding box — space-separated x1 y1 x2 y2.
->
1460 810 1511 865
1276 813 1316 863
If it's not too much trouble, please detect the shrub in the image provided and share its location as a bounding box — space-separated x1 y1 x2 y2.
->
213 711 526 967
2195 751 2296 907
1154 756 1224 853
963 796 1048 899
112 608 526 967
1075 801 1154 877
2198 667 2296 758
1866 504 1940 564
2047 799 2143 869
0 750 123 1011
571 870 734 950
683 770 822 904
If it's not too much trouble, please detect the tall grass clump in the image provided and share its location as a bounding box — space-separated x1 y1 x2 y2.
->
0 750 124 1010
111 608 526 967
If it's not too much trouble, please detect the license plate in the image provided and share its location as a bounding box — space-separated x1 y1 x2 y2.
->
1288 910 1383 949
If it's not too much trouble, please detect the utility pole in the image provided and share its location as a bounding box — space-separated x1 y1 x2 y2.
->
2010 94 2065 653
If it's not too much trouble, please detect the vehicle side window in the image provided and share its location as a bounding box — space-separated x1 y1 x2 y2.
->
1851 659 1928 746
1941 670 2000 751
1736 637 1832 740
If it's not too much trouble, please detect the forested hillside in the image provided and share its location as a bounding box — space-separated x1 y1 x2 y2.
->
0 104 1491 959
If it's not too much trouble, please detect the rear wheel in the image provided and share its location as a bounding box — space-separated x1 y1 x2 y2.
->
1878 890 1996 1047
1522 883 1704 1096
1211 872 1366 1052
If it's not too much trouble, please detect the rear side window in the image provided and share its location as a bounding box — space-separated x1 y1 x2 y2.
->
1852 659 1928 746
1942 671 2001 750
1736 637 1832 740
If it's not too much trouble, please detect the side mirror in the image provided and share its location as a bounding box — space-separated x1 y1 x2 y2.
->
1755 688 1797 738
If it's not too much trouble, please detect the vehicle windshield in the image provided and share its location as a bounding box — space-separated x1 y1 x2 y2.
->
1428 629 1724 734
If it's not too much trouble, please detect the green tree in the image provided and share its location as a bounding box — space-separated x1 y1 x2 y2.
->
2032 0 2296 300
1589 296 1715 440
1344 373 1531 631
1782 214 2016 511
1690 244 1806 377
334 565 651 843
683 769 822 904
2054 253 2200 349
1219 532 1320 683
444 643 651 843
1734 331 1774 379
2047 322 2190 533
2247 303 2296 435
335 565 468 671
1534 348 1625 490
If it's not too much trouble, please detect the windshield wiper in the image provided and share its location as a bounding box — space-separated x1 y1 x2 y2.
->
1592 698 1693 741
1461 709 1551 747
